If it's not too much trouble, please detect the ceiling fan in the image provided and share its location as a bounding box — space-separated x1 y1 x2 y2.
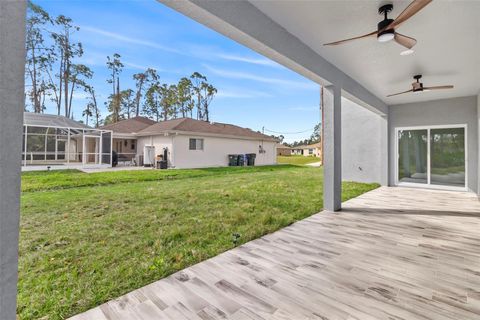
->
324 0 432 53
387 75 454 97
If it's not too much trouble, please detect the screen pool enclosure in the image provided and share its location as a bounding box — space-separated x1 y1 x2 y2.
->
22 113 113 168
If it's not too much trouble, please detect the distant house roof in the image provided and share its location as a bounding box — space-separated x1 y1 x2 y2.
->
134 118 277 141
24 112 90 129
100 116 156 134
276 144 291 149
293 142 322 149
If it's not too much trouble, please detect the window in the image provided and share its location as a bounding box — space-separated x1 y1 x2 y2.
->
131 141 135 150
189 138 204 150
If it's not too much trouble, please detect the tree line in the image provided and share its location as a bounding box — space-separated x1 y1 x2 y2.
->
25 1 217 127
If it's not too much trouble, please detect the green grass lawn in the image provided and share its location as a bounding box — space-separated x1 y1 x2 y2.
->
19 165 378 319
277 155 321 165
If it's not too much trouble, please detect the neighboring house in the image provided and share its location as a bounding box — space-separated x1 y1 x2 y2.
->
100 116 156 162
22 113 113 168
291 142 322 157
276 144 291 156
101 117 278 168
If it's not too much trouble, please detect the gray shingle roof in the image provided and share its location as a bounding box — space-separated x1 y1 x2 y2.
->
293 142 322 149
136 118 277 141
99 117 156 134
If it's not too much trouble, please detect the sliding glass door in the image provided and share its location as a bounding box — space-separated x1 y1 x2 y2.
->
397 126 466 190
398 129 428 184
430 128 466 187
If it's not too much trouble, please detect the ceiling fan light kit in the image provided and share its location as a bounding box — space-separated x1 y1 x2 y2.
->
377 32 394 42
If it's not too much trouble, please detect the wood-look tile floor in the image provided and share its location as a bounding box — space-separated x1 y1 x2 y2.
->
70 187 480 320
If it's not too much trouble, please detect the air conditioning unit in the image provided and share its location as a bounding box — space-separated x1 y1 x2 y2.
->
143 146 155 167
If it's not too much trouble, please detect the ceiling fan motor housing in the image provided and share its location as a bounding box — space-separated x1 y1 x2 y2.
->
377 19 394 38
412 82 424 92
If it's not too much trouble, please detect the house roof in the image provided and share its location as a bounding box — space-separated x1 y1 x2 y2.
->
136 118 277 141
276 144 291 149
23 112 91 129
100 117 156 134
293 142 322 149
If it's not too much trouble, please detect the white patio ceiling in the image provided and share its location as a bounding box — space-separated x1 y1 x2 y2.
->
249 0 480 105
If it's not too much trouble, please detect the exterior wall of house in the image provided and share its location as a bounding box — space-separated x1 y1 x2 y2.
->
291 147 320 157
113 138 137 160
477 93 480 196
172 134 277 168
136 135 174 167
276 148 291 156
291 149 303 155
342 97 386 184
301 147 320 157
389 96 479 193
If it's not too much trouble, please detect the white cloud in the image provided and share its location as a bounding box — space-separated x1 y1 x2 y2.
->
81 26 287 70
203 64 318 90
216 88 273 98
81 25 181 54
122 61 167 72
77 51 107 67
78 49 174 74
216 53 281 68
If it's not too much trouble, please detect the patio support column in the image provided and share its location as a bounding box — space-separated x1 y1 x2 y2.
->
323 85 342 211
0 1 26 319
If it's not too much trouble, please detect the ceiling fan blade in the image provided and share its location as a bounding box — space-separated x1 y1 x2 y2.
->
324 31 377 46
423 85 454 90
394 32 417 49
387 89 413 97
382 0 432 32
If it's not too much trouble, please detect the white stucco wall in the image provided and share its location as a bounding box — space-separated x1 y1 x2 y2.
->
342 97 386 184
389 96 479 193
172 134 276 169
478 93 480 195
113 139 136 154
137 135 174 167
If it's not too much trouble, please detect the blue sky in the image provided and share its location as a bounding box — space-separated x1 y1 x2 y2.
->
36 0 320 142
